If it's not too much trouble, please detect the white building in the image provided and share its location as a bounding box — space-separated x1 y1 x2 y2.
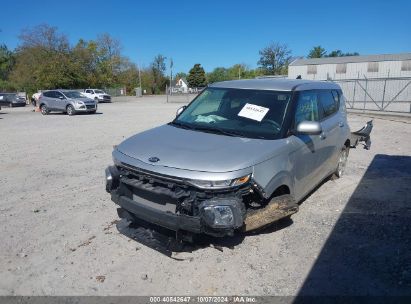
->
288 53 411 80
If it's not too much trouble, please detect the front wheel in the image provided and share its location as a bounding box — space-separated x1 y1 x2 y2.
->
66 105 75 116
94 97 99 104
332 146 349 179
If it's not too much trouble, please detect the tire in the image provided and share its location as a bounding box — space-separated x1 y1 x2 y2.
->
94 97 99 104
9 102 13 108
90 110 96 114
40 104 49 115
332 146 349 179
66 105 75 116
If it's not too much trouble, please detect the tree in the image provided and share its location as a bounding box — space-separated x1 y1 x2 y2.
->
308 46 326 58
10 24 74 94
257 42 292 75
150 54 167 94
207 67 229 83
174 72 187 81
187 64 207 87
0 44 16 90
326 50 359 57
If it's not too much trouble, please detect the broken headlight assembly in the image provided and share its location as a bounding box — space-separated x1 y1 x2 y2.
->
187 174 250 189
199 198 245 229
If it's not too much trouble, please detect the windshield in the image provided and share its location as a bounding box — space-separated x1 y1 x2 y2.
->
63 91 85 99
173 87 292 139
94 90 104 94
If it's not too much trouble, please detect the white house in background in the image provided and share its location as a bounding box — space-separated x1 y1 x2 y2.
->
288 53 411 80
175 78 189 93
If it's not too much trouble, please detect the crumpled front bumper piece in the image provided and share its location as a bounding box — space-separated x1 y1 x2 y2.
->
351 120 373 150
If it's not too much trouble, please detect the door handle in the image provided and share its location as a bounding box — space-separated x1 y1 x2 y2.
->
339 122 344 127
320 132 327 140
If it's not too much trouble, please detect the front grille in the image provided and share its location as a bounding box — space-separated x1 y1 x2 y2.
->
103 95 111 100
117 164 251 216
86 105 95 109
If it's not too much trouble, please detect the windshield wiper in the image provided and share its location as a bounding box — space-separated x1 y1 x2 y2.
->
190 125 245 137
169 121 195 130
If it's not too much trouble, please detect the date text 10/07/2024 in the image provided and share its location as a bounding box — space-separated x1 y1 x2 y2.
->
149 296 257 303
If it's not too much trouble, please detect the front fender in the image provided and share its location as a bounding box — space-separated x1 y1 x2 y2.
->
252 155 294 199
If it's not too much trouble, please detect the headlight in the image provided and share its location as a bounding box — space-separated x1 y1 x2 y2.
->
76 101 85 106
199 198 245 229
203 205 234 227
187 174 250 189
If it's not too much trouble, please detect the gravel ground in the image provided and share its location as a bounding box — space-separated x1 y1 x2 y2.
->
0 97 410 296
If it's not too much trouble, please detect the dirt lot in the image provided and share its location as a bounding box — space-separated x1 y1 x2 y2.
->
0 97 410 296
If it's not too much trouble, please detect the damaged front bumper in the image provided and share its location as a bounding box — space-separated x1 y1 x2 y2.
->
106 164 298 238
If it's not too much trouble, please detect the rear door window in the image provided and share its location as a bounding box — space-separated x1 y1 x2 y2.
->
319 90 338 118
43 91 54 98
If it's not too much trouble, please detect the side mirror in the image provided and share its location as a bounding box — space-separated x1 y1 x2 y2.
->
296 121 322 135
176 106 186 117
59 96 64 100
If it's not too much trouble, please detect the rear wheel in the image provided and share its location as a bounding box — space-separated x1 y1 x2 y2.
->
332 146 349 179
9 102 13 108
40 104 49 115
66 105 75 116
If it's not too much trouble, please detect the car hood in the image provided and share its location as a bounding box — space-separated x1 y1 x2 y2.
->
116 124 287 173
70 97 94 103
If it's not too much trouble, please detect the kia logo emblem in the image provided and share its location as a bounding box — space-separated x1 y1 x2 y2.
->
148 157 160 163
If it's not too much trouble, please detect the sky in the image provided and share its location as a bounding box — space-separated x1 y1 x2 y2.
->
1 0 411 74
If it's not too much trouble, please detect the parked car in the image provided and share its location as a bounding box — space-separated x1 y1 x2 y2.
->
0 93 27 107
38 90 97 116
105 79 372 241
82 89 111 103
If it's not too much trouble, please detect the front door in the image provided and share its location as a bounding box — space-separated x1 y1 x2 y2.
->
291 90 326 200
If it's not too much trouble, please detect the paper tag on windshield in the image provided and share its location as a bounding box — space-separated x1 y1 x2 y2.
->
0 96 3 100
238 103 269 122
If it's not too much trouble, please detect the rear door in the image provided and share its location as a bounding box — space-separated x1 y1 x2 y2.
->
42 91 56 109
318 90 341 177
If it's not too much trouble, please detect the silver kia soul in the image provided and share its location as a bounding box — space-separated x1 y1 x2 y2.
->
105 79 372 240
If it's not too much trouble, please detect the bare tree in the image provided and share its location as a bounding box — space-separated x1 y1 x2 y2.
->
257 42 292 75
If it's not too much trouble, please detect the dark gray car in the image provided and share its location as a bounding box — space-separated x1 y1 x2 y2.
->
39 90 97 116
0 93 26 107
105 79 372 240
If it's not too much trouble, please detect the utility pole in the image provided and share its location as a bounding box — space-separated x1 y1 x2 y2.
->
170 58 173 94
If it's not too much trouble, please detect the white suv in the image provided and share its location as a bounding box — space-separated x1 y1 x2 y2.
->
83 89 111 103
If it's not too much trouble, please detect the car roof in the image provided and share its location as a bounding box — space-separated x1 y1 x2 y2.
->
209 78 341 91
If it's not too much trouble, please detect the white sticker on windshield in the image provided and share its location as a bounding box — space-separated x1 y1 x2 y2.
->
238 103 269 122
0 96 3 100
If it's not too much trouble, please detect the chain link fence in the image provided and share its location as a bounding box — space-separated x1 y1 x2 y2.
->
334 77 411 113
165 85 204 103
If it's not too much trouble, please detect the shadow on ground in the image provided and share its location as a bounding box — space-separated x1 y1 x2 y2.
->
295 154 411 300
116 214 293 258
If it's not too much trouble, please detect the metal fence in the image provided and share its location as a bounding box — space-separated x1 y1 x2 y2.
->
165 85 203 103
333 77 411 113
